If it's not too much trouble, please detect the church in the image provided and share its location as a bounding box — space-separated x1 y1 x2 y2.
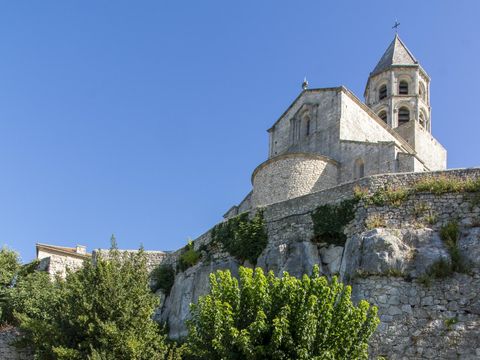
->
225 34 447 217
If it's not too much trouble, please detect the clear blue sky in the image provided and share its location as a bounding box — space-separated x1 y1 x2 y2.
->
1 1 479 262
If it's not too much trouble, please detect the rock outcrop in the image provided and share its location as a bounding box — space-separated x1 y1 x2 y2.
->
156 169 480 359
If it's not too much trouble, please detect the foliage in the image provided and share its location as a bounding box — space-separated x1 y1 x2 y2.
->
0 247 20 322
0 247 51 326
1 270 59 326
444 316 458 330
178 241 201 272
151 264 175 295
211 211 268 265
17 245 178 360
425 213 438 225
0 247 20 288
419 221 470 286
439 221 460 249
186 266 379 360
365 214 386 230
354 176 480 211
311 199 358 245
367 187 410 207
439 221 470 273
353 185 369 201
414 176 480 195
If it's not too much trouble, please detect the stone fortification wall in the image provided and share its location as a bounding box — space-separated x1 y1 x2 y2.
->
160 167 480 359
251 153 338 207
0 327 32 360
93 249 168 272
37 253 86 279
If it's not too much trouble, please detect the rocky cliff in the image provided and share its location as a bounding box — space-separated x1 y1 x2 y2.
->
155 169 480 360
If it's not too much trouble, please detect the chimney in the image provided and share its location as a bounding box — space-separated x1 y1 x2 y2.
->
76 245 87 255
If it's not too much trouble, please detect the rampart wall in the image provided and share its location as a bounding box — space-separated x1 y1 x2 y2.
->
160 168 480 359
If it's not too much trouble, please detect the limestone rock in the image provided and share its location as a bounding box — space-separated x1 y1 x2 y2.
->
458 227 480 267
360 228 411 275
319 245 343 274
162 258 240 339
256 242 289 275
282 241 322 277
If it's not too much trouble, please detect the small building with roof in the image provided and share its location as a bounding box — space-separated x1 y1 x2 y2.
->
36 243 91 278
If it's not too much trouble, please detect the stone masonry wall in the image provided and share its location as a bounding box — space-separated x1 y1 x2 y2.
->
160 167 480 359
0 327 32 360
251 153 338 207
93 249 168 272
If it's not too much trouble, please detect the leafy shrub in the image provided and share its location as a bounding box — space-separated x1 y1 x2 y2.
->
311 199 358 245
419 221 470 286
0 247 20 288
0 250 51 326
417 258 452 287
178 241 201 272
444 316 458 330
365 214 386 230
440 221 460 248
151 264 175 295
414 176 480 195
368 187 410 207
186 266 379 360
211 210 268 265
15 245 178 359
353 185 369 200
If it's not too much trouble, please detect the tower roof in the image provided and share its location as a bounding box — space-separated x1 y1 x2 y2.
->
371 34 418 76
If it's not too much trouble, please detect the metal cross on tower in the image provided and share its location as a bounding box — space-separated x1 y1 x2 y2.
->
392 20 401 33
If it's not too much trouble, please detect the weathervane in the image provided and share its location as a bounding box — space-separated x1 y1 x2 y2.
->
302 76 309 90
392 20 400 33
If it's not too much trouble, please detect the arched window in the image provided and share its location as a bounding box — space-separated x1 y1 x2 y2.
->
399 81 409 95
301 114 311 137
379 84 387 100
378 110 387 123
354 158 365 179
419 83 426 101
398 107 410 125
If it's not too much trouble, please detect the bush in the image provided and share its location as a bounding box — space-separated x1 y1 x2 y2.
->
0 249 51 326
439 221 470 273
211 210 268 265
365 214 386 230
186 266 379 360
17 245 178 359
368 187 410 207
151 264 175 295
419 221 470 286
178 241 201 272
0 247 20 288
311 199 358 245
414 176 480 195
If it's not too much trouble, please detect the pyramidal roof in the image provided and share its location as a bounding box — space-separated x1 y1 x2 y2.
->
371 34 418 76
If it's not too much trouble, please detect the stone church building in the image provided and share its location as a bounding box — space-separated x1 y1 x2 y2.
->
225 34 446 216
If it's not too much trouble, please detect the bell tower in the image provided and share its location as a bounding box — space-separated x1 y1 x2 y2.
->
364 34 431 132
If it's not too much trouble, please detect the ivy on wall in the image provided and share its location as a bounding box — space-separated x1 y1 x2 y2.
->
211 210 268 265
311 199 359 246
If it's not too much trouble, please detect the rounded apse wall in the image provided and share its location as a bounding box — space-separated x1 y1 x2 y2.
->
251 153 338 207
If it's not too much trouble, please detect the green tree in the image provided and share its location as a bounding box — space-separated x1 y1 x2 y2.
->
186 266 379 360
0 247 51 325
0 246 21 321
0 246 20 288
18 246 181 360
